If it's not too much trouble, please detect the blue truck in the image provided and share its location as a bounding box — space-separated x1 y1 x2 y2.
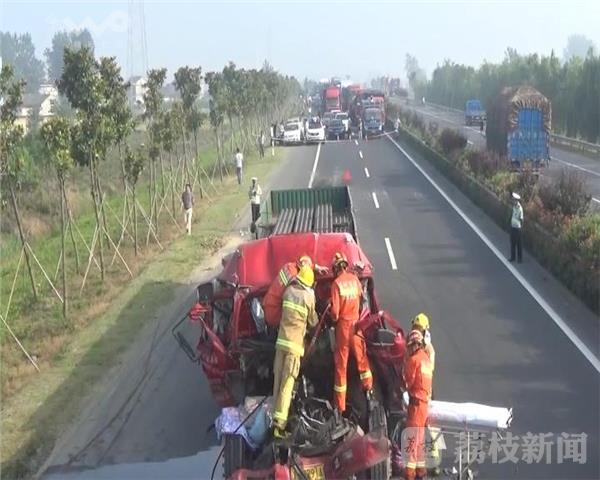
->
486 86 551 167
465 99 486 126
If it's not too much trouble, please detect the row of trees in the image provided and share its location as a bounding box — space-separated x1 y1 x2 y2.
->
1 47 300 322
0 30 95 92
413 48 600 142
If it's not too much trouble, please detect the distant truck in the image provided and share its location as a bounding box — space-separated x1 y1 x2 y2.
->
323 85 342 113
362 106 384 138
350 89 385 126
341 84 362 112
465 99 486 126
486 86 551 167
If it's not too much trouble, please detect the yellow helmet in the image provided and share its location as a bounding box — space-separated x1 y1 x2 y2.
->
296 265 315 288
412 313 430 330
297 255 313 269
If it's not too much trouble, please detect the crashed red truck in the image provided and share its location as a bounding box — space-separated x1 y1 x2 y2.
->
173 187 513 480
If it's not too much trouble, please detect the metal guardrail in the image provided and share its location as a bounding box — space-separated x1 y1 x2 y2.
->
422 101 600 157
549 133 600 156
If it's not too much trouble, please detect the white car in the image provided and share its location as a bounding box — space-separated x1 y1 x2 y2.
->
305 118 325 143
335 112 350 133
282 122 303 144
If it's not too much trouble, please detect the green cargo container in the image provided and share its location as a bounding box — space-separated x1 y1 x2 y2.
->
257 186 356 240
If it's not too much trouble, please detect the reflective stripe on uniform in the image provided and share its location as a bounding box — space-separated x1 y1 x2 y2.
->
406 462 417 469
273 410 288 422
337 281 359 298
421 364 433 377
359 370 372 380
334 384 347 393
276 338 304 356
282 300 308 315
279 269 289 286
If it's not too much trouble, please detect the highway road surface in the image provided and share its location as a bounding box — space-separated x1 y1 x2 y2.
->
400 101 600 206
44 135 599 479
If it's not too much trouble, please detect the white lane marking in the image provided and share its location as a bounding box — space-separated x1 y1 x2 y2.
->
467 140 474 146
359 150 364 159
372 192 380 209
308 142 321 189
550 156 600 178
592 197 600 204
386 134 600 373
364 167 370 178
384 237 398 270
355 139 359 146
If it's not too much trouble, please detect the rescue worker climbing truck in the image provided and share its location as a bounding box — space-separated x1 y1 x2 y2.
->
330 251 373 413
403 329 434 480
272 265 318 438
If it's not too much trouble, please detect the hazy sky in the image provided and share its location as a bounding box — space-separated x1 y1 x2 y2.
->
2 0 599 83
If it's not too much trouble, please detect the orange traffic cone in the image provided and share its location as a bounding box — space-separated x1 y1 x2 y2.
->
342 169 352 185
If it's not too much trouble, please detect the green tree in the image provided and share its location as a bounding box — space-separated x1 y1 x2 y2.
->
123 146 145 255
45 29 95 83
58 46 112 280
40 117 73 318
143 68 167 230
0 64 38 299
0 32 45 92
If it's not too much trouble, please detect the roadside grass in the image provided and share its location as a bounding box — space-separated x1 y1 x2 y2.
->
0 147 284 479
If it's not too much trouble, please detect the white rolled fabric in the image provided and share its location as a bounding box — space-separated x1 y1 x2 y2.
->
428 400 512 430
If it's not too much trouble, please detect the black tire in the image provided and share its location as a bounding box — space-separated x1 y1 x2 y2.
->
368 403 391 480
223 433 248 479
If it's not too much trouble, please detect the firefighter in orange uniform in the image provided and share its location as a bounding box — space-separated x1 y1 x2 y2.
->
403 329 434 480
330 252 373 413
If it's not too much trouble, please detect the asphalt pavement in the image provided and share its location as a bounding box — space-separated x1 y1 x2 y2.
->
43 138 599 479
401 102 600 206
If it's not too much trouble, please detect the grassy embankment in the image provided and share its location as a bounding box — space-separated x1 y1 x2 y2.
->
1 140 285 478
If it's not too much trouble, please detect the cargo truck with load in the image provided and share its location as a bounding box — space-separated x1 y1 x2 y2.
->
464 99 486 126
173 187 513 480
486 86 551 168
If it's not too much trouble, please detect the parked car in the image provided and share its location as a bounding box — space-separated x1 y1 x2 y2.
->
306 118 325 143
282 122 303 144
327 118 347 140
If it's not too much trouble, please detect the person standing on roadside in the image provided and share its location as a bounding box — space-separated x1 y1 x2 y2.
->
509 192 523 263
234 148 243 185
181 183 194 235
248 177 262 224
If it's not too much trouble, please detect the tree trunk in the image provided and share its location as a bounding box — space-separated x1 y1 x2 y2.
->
159 150 166 198
89 160 105 281
169 151 176 216
216 128 224 182
132 185 139 256
64 187 80 274
193 128 204 199
94 161 111 252
153 159 159 237
60 175 68 319
9 183 38 300
180 125 189 185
